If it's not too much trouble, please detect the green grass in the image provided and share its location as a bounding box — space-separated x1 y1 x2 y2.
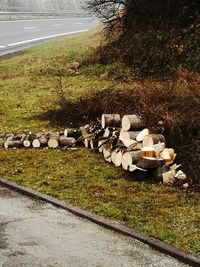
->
0 29 199 255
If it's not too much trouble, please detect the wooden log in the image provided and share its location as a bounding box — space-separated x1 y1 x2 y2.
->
23 139 31 148
122 114 145 131
122 128 149 142
122 139 137 149
140 147 156 158
98 140 106 153
48 137 59 148
103 148 112 163
160 148 175 165
32 139 41 148
59 136 76 146
143 134 165 147
137 157 165 169
4 140 22 149
115 150 123 167
101 114 121 129
111 150 117 165
122 151 141 170
84 138 90 148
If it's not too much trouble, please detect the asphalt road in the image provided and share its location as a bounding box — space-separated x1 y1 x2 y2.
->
0 186 189 267
0 17 99 56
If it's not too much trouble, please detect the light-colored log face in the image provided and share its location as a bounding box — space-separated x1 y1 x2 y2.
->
48 138 59 148
115 151 123 167
111 150 117 165
136 128 149 142
32 139 41 148
103 148 112 162
23 140 31 148
101 114 121 129
143 134 165 147
122 115 145 131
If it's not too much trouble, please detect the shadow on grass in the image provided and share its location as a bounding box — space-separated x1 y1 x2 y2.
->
34 87 200 185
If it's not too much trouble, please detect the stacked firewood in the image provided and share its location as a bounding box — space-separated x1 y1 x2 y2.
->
1 113 188 186
82 114 188 186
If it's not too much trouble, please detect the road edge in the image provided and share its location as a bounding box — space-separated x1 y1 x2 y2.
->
0 177 199 266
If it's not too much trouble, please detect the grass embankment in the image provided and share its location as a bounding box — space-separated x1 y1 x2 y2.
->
0 29 199 255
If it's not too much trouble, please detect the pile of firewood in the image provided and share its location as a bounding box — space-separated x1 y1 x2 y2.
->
1 113 188 186
2 130 81 150
82 114 188 186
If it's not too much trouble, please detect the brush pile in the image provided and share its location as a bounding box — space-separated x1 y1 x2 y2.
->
1 113 188 186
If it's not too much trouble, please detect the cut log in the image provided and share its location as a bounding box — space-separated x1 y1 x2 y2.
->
23 140 31 148
103 148 112 163
101 114 121 129
162 170 176 183
122 139 137 149
160 148 175 165
140 147 156 158
143 134 165 147
122 128 149 142
122 114 145 131
98 140 106 153
32 139 41 148
115 150 123 167
59 136 76 147
122 151 141 170
4 140 22 149
137 157 165 169
111 150 117 165
48 137 59 148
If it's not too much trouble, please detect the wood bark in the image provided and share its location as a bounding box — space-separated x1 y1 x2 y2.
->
122 114 146 131
137 157 165 169
101 114 121 129
103 148 112 163
59 136 76 146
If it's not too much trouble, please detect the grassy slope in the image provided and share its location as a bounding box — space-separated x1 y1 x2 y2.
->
0 29 199 255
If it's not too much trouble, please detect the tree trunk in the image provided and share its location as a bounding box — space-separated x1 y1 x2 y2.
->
122 114 145 131
64 129 81 138
101 114 121 129
4 140 22 149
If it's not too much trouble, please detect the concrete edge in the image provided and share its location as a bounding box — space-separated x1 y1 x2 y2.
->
0 177 199 267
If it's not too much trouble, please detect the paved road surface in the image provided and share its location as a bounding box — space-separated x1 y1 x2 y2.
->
0 18 98 56
0 186 188 267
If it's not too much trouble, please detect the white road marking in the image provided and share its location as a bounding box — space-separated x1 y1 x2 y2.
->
24 27 36 30
0 18 92 23
7 29 89 47
0 45 6 48
52 24 62 27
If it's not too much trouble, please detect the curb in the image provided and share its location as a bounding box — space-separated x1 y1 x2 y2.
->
0 177 199 266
